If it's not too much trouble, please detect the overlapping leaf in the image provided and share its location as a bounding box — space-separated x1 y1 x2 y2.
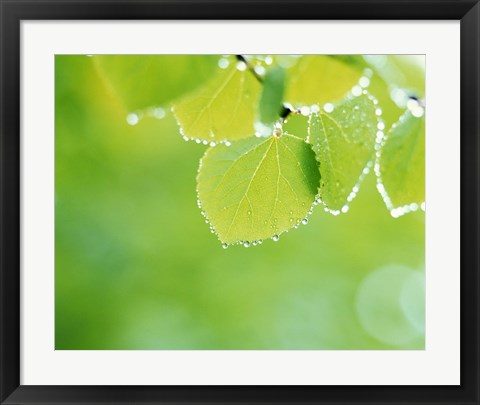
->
258 66 286 125
308 93 378 211
93 55 218 111
378 111 425 208
285 56 363 106
197 134 320 244
172 64 262 143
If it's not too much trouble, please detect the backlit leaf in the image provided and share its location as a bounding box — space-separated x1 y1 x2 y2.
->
197 134 320 245
93 55 218 111
377 111 425 211
172 64 261 143
308 93 378 212
285 56 363 106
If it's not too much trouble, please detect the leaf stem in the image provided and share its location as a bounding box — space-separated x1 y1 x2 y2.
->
236 55 299 121
236 55 264 84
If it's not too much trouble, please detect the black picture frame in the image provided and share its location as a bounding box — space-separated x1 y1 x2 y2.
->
1 1 479 404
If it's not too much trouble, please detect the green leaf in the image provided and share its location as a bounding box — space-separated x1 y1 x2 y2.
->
172 64 262 143
377 111 425 211
197 134 320 245
285 56 363 106
258 66 286 125
308 93 378 212
93 55 219 111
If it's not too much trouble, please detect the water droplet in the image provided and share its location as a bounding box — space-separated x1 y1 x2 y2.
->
407 99 419 110
222 243 228 249
359 76 370 88
236 61 247 71
409 202 419 211
126 113 139 126
254 65 266 76
152 107 166 119
301 218 308 225
351 85 362 97
247 210 252 215
411 105 425 118
243 241 250 248
218 58 229 69
272 235 280 242
323 103 334 113
300 106 310 116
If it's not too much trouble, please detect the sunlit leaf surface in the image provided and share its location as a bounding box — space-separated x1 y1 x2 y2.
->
197 134 320 244
172 64 261 143
308 93 378 211
285 56 362 106
378 110 425 209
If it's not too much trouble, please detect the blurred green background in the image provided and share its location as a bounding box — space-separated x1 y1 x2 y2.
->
55 55 425 350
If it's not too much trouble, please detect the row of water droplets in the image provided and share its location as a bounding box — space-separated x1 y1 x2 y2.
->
366 55 426 217
374 96 425 218
218 54 272 76
305 68 378 216
125 106 166 126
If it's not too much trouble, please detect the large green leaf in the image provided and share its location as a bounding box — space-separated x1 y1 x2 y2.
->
258 66 286 125
377 111 425 211
285 56 363 106
93 55 218 111
172 64 261 143
308 93 378 212
197 134 320 245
